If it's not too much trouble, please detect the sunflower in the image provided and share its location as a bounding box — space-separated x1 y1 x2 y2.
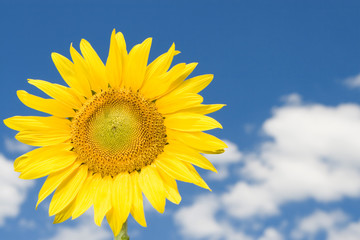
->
4 30 226 236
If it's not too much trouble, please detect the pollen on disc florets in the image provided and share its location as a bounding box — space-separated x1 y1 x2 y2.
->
71 88 167 177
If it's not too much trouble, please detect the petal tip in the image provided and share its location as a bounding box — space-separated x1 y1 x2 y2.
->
3 118 11 128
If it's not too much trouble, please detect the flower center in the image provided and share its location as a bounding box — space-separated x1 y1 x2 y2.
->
71 88 167 177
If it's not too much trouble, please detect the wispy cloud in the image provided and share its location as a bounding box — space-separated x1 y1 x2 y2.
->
343 73 360 88
244 123 256 134
280 93 302 105
4 138 32 154
18 218 36 230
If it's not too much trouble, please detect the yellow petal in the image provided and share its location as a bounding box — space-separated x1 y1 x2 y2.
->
106 208 124 236
15 143 72 171
93 175 112 226
184 163 211 191
51 52 91 98
53 199 76 224
138 165 166 213
155 154 198 183
36 161 82 208
106 29 122 88
72 173 97 219
68 44 93 98
141 63 197 100
4 116 70 132
144 43 176 83
167 129 227 154
15 130 70 147
18 145 77 179
164 142 217 172
163 74 213 97
179 104 226 115
115 32 128 66
156 93 203 115
28 79 82 109
158 170 181 204
122 38 152 91
49 165 88 216
17 90 75 118
80 39 107 92
14 155 26 171
165 113 222 131
112 173 132 225
141 63 185 98
129 171 147 227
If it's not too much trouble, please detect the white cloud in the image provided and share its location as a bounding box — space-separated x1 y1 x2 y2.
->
205 140 242 180
175 195 223 239
0 154 33 226
222 98 360 218
222 183 278 218
174 194 252 240
343 73 360 88
4 138 32 153
48 211 111 240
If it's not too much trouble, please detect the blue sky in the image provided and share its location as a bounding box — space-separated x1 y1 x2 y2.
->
1 1 360 239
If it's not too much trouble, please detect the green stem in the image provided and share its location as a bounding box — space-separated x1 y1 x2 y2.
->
114 220 129 240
